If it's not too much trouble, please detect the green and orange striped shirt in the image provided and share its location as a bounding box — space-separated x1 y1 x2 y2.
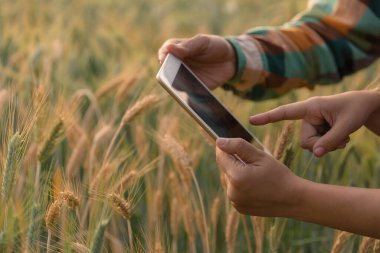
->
224 0 380 100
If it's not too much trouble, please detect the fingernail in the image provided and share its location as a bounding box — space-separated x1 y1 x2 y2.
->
313 147 325 157
216 138 228 147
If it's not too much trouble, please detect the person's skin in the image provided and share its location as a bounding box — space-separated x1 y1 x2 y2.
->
216 90 380 238
250 90 380 157
158 34 235 90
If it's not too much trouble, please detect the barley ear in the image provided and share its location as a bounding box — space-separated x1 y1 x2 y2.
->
90 218 110 253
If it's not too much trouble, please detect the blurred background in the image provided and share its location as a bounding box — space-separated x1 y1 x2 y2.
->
1 0 380 252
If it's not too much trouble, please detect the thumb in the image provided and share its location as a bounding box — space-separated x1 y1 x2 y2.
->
312 120 352 157
216 138 261 163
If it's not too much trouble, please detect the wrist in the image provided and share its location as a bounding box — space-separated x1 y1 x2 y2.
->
284 176 312 219
224 36 247 85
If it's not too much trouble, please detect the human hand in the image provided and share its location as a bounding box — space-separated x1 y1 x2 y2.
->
250 90 380 157
215 138 303 217
158 34 236 90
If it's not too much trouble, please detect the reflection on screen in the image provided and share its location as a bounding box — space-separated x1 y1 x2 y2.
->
172 64 254 142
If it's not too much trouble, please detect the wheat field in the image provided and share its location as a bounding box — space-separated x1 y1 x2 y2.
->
1 0 380 252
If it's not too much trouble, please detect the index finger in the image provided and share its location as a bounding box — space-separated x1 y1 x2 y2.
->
249 101 307 125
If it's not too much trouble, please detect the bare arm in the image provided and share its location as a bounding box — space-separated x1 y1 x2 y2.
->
295 180 380 238
216 138 380 239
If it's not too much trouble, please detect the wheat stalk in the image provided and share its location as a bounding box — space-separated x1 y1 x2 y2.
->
26 204 40 252
90 218 110 253
330 231 352 253
183 204 196 253
1 132 24 203
374 240 380 253
103 94 160 164
121 95 160 125
274 122 294 160
72 242 90 253
66 135 88 178
170 197 180 253
95 73 126 98
159 134 210 253
251 216 265 253
45 200 62 253
226 209 239 253
38 117 65 163
108 193 132 220
358 236 375 253
58 191 80 209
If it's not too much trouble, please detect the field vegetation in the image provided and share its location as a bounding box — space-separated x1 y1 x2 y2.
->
0 0 380 252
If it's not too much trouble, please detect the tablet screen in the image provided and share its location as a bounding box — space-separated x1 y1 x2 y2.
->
171 64 254 142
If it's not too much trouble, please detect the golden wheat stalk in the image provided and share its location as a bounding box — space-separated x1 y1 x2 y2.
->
170 197 180 253
374 240 380 253
159 134 210 253
103 94 160 163
330 231 352 253
121 94 160 125
225 209 239 253
1 132 24 203
45 200 62 253
95 73 126 99
58 191 80 209
358 236 375 253
66 135 88 178
108 193 132 220
274 122 294 160
108 193 134 250
72 242 90 253
183 204 196 253
251 216 265 253
90 218 110 253
38 117 65 163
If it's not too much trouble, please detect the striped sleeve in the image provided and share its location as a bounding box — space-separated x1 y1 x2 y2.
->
223 0 380 100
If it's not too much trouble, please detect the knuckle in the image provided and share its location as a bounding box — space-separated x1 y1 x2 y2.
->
300 139 313 151
227 187 240 203
235 138 246 150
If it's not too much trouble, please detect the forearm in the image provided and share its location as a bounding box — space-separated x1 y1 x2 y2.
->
293 179 380 238
365 89 380 136
223 1 380 101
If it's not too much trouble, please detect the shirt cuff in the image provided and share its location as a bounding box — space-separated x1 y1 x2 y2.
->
224 35 265 91
225 36 247 85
